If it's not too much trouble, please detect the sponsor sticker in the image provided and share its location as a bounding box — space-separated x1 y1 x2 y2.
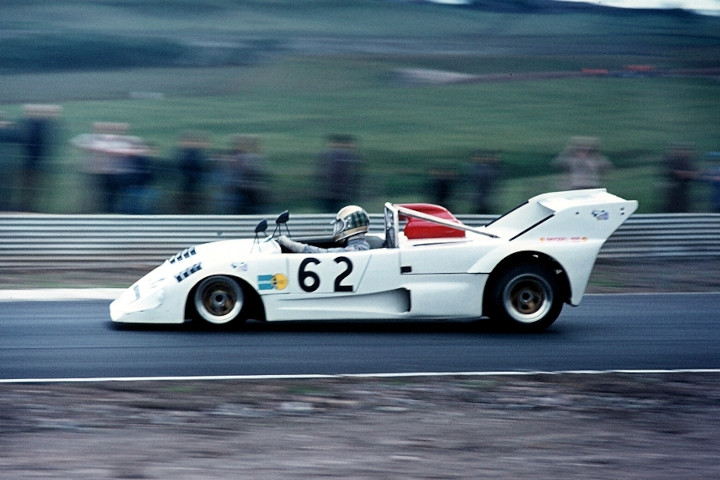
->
169 246 197 264
540 236 588 243
175 262 202 283
592 209 609 220
258 273 288 291
232 261 249 272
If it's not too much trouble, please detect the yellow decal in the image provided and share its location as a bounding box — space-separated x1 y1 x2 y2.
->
271 273 288 290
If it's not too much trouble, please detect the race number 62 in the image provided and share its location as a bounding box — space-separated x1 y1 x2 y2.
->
298 256 353 293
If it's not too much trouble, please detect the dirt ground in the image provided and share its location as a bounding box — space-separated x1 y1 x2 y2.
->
587 257 720 293
2 257 719 479
2 374 719 479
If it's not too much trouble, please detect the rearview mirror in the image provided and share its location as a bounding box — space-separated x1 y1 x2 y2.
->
254 219 268 235
273 210 291 237
275 210 289 225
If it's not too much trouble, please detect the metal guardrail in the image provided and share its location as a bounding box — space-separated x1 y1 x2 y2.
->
595 214 720 259
1 213 719 269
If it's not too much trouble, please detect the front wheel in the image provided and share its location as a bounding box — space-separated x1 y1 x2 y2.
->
193 276 245 326
486 263 563 332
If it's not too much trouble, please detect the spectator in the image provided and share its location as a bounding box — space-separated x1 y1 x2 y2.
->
72 122 146 213
175 131 210 214
703 152 720 213
316 134 363 212
120 143 160 214
428 165 456 209
0 111 14 137
226 134 270 214
18 104 62 212
467 149 501 214
552 136 612 190
663 142 698 213
0 112 20 210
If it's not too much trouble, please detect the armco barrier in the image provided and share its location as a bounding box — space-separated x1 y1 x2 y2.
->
1 213 719 269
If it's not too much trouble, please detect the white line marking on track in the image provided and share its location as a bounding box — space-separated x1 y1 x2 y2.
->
585 292 720 296
2 369 720 384
0 289 122 302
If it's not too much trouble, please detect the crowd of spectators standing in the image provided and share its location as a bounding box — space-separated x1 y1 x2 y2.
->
70 124 275 215
1 106 719 215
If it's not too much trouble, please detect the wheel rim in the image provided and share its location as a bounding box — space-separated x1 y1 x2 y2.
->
194 276 243 325
502 273 553 324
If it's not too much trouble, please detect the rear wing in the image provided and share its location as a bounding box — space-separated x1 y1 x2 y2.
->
484 189 638 241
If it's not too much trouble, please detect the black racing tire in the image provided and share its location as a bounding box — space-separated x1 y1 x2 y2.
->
193 276 245 326
486 263 563 332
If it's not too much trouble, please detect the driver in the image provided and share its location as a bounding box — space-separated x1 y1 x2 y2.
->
277 205 370 253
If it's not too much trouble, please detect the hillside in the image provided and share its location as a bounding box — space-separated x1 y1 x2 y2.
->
1 0 717 73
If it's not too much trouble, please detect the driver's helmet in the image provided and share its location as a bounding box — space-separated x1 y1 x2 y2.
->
333 205 369 242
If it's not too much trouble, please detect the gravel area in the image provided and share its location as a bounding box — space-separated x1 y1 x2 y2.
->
587 257 720 293
2 374 720 479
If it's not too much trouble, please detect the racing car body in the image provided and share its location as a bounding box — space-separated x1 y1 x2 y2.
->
110 189 637 331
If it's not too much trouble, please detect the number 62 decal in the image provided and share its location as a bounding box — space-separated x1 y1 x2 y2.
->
298 256 353 293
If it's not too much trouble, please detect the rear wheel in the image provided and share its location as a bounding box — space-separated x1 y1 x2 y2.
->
486 263 563 332
193 276 245 326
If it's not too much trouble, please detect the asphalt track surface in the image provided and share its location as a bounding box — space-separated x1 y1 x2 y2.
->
1 293 719 381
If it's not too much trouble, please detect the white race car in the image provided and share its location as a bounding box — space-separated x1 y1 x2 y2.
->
110 189 637 332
